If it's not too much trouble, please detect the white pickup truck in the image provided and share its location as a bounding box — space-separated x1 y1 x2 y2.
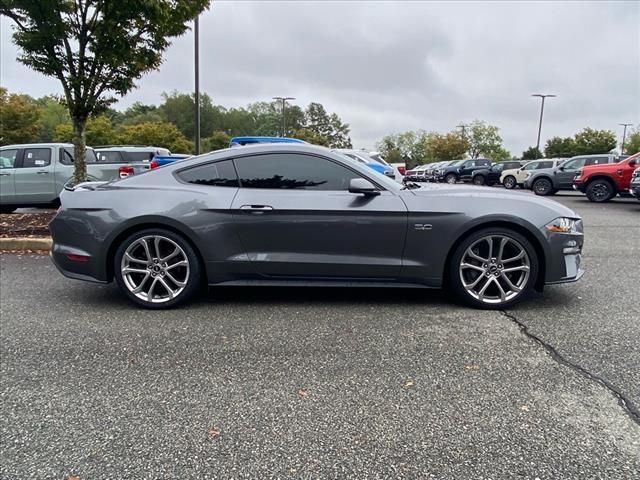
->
0 143 134 213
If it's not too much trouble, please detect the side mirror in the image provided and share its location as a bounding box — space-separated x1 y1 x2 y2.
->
349 178 379 196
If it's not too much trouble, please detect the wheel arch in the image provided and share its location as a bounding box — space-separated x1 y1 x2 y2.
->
443 219 547 292
585 174 618 191
104 217 207 283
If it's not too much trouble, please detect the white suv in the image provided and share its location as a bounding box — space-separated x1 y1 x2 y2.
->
500 159 563 189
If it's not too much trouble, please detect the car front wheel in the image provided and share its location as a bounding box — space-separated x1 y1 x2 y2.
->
586 179 616 203
472 175 486 185
532 177 554 196
445 173 458 184
114 228 203 309
449 228 538 309
503 176 517 189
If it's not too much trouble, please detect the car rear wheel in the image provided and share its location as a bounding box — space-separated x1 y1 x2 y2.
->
532 177 554 196
503 176 517 189
449 228 538 309
445 173 458 184
472 175 486 186
114 229 202 309
586 179 616 203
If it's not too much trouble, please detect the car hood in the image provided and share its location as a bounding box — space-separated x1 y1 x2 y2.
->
406 182 578 218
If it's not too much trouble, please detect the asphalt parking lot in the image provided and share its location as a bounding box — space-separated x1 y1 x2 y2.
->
1 192 639 479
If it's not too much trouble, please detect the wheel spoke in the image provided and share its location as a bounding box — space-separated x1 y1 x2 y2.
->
123 267 148 275
478 277 493 299
160 247 180 263
463 273 486 289
497 237 508 262
494 278 507 301
461 262 484 272
502 265 529 273
466 247 488 263
147 277 159 300
486 237 493 259
502 250 525 263
139 238 152 261
125 252 147 264
158 278 174 299
132 273 151 293
500 273 522 293
166 260 188 270
165 271 186 288
153 236 162 258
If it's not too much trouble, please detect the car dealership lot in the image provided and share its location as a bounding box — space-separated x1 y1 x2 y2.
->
1 193 639 478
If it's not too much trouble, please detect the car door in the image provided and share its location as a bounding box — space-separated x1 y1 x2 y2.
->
13 147 56 204
230 152 408 279
517 161 540 183
458 160 476 179
556 157 587 188
0 148 20 204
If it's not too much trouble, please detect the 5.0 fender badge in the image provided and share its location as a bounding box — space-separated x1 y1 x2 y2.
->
414 224 433 231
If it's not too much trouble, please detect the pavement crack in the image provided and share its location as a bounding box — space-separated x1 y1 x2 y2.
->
501 310 640 427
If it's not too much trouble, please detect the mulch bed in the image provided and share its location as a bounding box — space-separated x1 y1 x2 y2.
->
0 211 56 238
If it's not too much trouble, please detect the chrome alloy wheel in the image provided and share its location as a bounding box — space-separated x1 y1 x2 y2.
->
121 235 190 304
459 235 530 305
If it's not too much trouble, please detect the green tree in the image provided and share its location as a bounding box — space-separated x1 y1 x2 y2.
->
0 86 41 145
376 130 431 168
121 101 163 126
118 122 193 153
622 127 640 155
573 127 616 155
1 1 209 182
53 114 119 145
522 146 543 160
35 95 70 142
466 120 503 159
160 91 225 139
544 136 576 158
292 128 329 146
304 102 352 148
486 146 511 161
426 132 469 161
202 130 231 152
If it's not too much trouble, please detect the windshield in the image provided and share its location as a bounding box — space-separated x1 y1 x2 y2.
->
448 160 465 167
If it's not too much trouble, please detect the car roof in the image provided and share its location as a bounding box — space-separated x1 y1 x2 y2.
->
94 145 169 152
230 136 306 145
0 143 74 149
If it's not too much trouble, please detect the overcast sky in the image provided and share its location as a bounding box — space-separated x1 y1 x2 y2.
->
1 1 639 153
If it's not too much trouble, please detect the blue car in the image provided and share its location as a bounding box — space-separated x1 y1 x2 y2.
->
333 149 395 179
229 136 307 147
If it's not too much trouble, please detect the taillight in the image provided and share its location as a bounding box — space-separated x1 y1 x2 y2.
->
149 160 159 169
398 166 406 175
119 165 134 179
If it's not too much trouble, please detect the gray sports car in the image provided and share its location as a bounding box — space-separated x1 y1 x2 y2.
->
49 144 584 309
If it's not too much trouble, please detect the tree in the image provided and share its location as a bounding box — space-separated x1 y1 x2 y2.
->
304 102 352 148
426 132 469 161
522 146 543 160
466 120 503 159
486 146 511 161
544 136 576 158
121 101 163 126
1 1 209 182
573 127 616 155
202 130 231 152
160 91 225 139
0 86 41 145
376 130 431 167
53 114 119 145
35 95 70 142
623 127 640 155
292 128 329 146
118 122 193 153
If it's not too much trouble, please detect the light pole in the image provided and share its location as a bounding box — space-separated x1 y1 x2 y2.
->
273 96 295 137
194 15 201 155
531 94 556 158
619 123 632 155
457 123 468 138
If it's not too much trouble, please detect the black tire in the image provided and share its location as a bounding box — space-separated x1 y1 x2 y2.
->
0 206 16 214
448 227 539 309
114 228 203 309
503 175 517 189
532 177 554 196
586 179 616 203
445 173 458 184
472 175 486 186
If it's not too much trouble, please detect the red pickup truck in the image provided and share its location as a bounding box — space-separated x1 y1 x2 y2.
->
573 152 639 202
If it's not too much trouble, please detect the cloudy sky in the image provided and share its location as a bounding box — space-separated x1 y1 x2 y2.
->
1 1 639 153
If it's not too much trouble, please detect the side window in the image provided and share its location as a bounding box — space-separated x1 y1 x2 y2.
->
523 162 538 171
177 160 238 187
585 157 608 166
537 161 553 169
22 148 51 168
96 151 124 163
492 164 504 172
0 149 18 169
125 151 154 162
60 147 98 165
233 153 360 191
478 159 491 166
562 158 586 171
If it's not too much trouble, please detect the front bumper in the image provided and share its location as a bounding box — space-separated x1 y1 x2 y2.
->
629 180 640 198
572 180 586 193
542 226 585 285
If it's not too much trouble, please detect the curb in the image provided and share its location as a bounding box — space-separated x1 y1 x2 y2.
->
0 237 52 251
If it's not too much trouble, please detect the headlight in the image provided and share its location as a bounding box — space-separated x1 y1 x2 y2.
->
545 217 582 234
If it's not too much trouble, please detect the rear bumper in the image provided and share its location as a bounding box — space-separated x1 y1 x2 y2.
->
50 243 108 284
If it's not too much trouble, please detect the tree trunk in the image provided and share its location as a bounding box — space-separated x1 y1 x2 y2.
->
72 116 88 184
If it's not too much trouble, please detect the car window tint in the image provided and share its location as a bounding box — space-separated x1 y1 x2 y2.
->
537 161 553 169
0 149 18 169
234 153 359 191
61 147 97 165
22 148 51 168
125 151 154 162
492 164 504 172
96 151 123 163
178 160 239 187
585 157 608 166
523 162 538 170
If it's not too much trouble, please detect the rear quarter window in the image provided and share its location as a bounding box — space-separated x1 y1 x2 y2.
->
177 160 239 187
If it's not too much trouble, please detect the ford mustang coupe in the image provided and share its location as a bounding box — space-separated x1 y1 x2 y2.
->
49 144 584 309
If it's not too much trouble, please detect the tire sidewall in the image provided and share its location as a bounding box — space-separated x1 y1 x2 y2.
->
448 227 539 309
445 173 458 184
586 179 615 203
473 175 485 185
503 176 516 189
533 178 553 196
114 228 203 309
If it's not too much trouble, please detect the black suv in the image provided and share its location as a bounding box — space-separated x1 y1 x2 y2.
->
467 160 525 186
435 158 492 184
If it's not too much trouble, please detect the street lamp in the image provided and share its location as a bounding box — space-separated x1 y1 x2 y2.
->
273 96 295 137
531 94 556 158
457 123 468 138
194 15 201 155
619 123 632 155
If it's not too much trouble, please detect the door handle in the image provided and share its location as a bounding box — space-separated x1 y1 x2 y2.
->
37 170 49 174
239 205 273 214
